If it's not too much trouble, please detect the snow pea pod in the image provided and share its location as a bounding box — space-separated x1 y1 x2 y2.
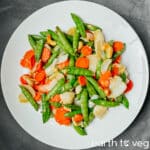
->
19 85 39 111
28 35 37 50
65 110 82 117
31 34 46 41
71 13 86 38
65 67 94 77
85 23 102 31
42 94 51 123
92 99 120 107
64 104 81 110
35 39 44 61
56 26 75 56
81 88 89 123
40 31 49 37
73 28 80 51
96 60 102 79
86 77 106 98
48 29 58 41
86 81 97 97
73 125 87 136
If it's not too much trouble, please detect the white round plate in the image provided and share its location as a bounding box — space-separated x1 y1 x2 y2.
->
1 1 149 149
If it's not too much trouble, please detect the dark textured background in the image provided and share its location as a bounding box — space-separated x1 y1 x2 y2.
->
0 0 150 150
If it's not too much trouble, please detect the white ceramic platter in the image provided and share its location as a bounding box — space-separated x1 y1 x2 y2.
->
1 1 149 149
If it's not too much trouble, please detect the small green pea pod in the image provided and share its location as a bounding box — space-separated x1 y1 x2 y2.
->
46 78 65 101
64 104 81 110
65 110 82 117
122 95 129 109
65 67 94 77
48 29 59 41
88 111 95 123
31 34 46 41
42 94 51 123
40 31 49 37
28 35 37 50
73 28 80 51
96 60 102 79
120 73 127 82
86 77 106 98
56 26 75 56
81 88 89 123
92 99 120 107
71 13 86 38
35 39 44 61
65 33 73 43
73 125 87 136
86 81 97 97
85 23 102 31
19 85 39 111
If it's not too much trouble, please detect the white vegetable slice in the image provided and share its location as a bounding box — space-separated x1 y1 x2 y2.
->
74 99 81 106
37 79 57 93
87 54 99 72
93 29 105 59
45 59 58 76
93 105 108 119
101 59 112 73
57 54 68 64
90 94 99 100
109 76 127 98
75 85 82 94
60 92 75 104
88 101 95 108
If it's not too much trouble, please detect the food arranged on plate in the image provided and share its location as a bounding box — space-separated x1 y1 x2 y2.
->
19 13 133 136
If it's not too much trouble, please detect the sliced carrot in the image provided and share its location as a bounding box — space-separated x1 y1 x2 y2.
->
20 75 27 84
81 45 92 56
113 41 124 52
78 76 86 86
34 92 42 101
20 50 35 70
75 57 89 69
24 50 34 59
57 59 69 69
111 65 119 76
41 47 51 63
99 71 112 88
34 70 46 82
73 114 83 122
35 61 43 72
54 107 71 125
51 94 61 102
114 56 121 63
20 56 35 70
125 80 133 93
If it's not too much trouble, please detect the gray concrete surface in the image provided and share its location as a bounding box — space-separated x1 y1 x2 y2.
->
0 0 150 150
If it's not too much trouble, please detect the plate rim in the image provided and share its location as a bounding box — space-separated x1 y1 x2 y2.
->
1 0 149 149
